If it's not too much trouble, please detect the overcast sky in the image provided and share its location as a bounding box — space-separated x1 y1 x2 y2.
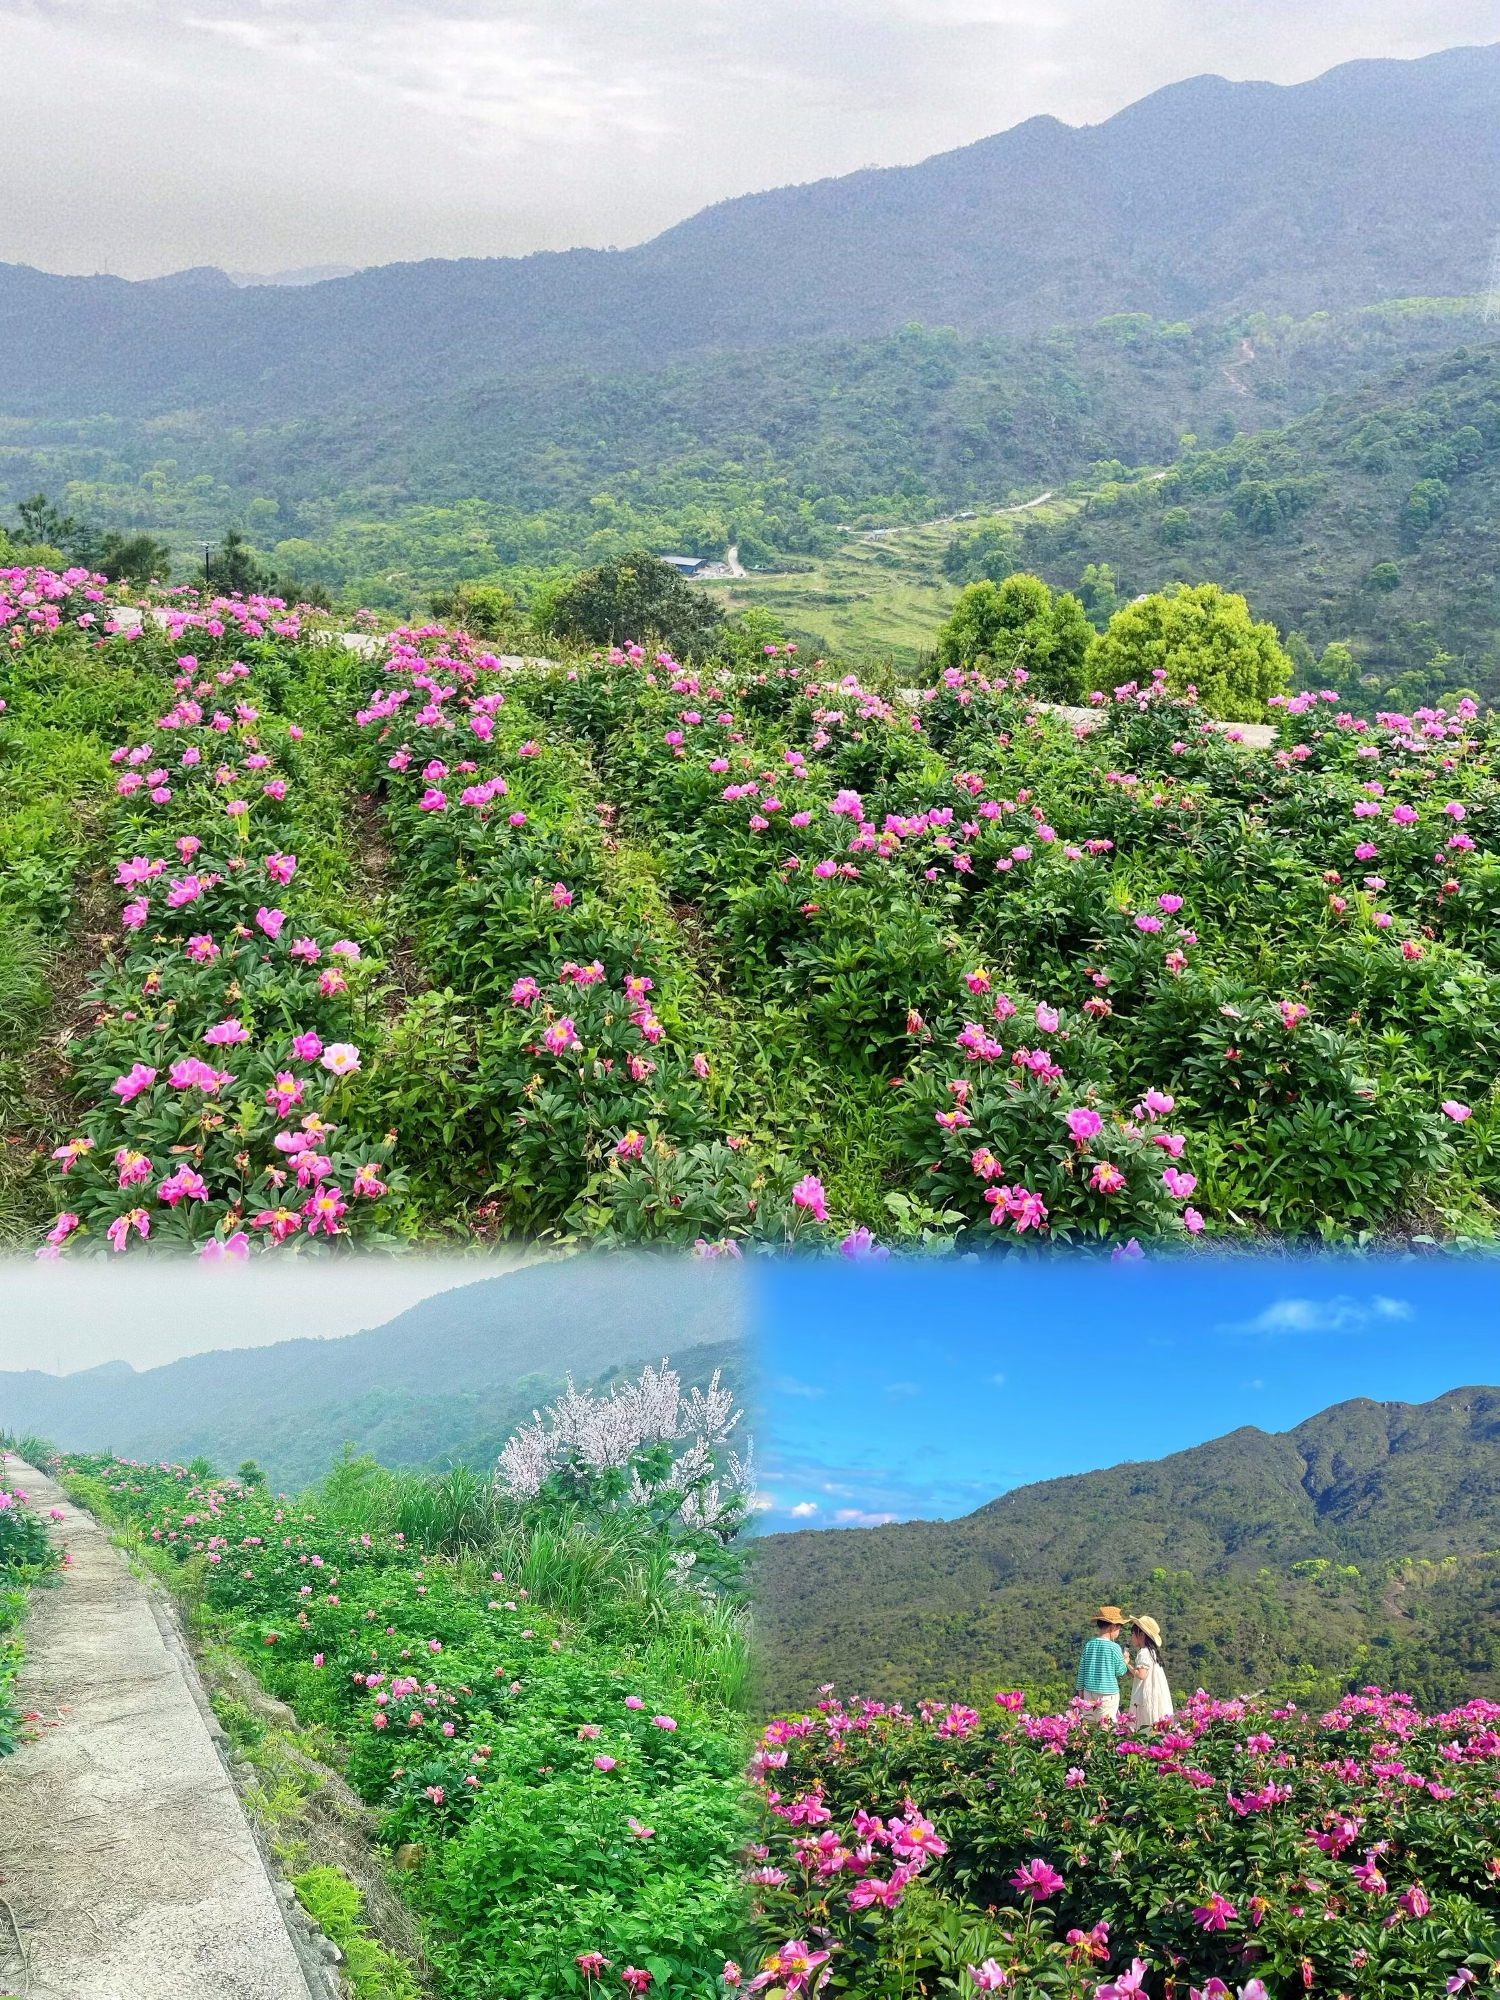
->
1 2 1493 280
0 1254 533 1372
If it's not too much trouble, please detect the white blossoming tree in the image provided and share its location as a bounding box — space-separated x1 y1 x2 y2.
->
495 1361 754 1543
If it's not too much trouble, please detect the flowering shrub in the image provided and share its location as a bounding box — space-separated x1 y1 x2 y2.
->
340 625 840 1246
746 1685 1500 1998
9 572 407 1254
57 1449 751 1997
12 573 1500 1249
518 651 1496 1243
0 1456 62 1756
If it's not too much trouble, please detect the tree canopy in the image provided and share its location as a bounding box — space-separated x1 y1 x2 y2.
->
933 573 1093 700
1087 580 1292 719
545 550 726 658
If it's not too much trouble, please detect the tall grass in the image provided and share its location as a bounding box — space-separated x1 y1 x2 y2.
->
0 1429 57 1471
310 1449 752 1708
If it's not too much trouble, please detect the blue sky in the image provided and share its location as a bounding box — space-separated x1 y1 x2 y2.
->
750 1255 1500 1530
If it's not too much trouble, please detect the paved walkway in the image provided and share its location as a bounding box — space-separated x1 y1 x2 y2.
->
0 1458 318 2000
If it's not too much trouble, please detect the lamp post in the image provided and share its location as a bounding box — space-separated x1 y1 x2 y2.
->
202 541 212 595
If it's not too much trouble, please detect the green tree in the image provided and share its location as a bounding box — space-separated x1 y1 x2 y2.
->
1086 581 1292 720
1156 505 1193 546
1401 477 1449 543
100 532 171 585
8 492 104 569
205 529 330 607
429 582 519 641
933 572 1093 700
1077 563 1119 628
545 550 725 658
942 518 1020 586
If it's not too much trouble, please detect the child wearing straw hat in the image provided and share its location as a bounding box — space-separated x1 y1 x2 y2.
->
1075 1607 1129 1723
1126 1616 1174 1727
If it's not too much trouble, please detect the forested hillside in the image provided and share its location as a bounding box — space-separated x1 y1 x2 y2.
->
1 45 1493 419
2 305 1490 617
969 337 1500 695
752 1387 1500 1713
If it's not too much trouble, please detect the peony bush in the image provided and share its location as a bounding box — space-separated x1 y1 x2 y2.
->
746 1684 1500 1999
56 1445 752 1998
10 565 1500 1251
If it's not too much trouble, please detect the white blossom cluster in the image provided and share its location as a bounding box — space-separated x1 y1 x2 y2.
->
495 1361 754 1530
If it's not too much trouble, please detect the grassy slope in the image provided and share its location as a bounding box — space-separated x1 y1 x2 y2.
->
701 520 963 664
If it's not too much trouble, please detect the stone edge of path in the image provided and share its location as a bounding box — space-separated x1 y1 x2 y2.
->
2 1459 344 2000
139 1579 347 2000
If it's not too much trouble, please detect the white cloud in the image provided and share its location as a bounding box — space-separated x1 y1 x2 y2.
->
788 1501 821 1517
1230 1294 1413 1336
833 1508 899 1526
775 1376 826 1399
883 1381 922 1400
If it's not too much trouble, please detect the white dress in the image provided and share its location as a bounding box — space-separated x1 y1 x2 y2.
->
1127 1645 1174 1727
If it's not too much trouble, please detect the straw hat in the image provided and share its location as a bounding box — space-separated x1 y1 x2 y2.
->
1131 1615 1163 1647
1095 1606 1127 1626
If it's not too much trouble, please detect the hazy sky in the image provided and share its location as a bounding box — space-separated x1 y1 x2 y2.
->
0 1253 534 1373
1 2 1493 280
753 1256 1500 1529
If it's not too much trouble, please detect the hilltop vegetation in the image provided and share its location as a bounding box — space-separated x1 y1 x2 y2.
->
999 340 1500 700
752 1388 1500 1715
0 44 1493 423
1 303 1491 616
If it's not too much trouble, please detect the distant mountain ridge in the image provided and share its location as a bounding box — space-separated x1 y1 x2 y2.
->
0 1255 746 1489
753 1387 1500 1712
0 45 1495 421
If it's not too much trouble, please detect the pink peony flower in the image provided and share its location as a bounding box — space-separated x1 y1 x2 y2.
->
203 1017 251 1046
1192 1893 1238 1931
110 1063 158 1103
791 1174 828 1223
966 1962 1010 1991
1011 1858 1064 1901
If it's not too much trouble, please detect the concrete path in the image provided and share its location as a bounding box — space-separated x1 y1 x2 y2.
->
0 1459 319 2000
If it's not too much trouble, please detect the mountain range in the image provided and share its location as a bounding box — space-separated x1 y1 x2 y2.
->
0 1254 746 1491
752 1387 1500 1714
1 45 1495 422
